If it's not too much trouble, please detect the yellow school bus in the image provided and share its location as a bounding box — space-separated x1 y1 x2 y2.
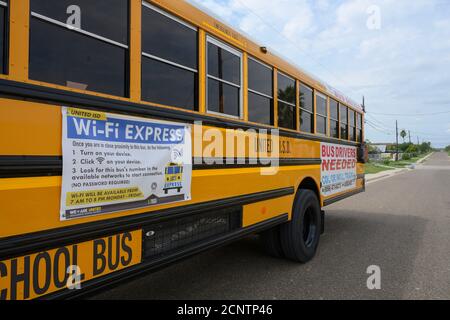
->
0 0 366 300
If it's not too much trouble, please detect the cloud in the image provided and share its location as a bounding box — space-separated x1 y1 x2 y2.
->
190 0 450 146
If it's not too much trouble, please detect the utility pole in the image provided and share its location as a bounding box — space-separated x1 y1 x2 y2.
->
395 120 399 161
417 136 420 145
408 131 411 144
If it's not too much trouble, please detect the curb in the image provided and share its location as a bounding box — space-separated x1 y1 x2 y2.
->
366 168 407 183
365 153 433 183
416 152 433 164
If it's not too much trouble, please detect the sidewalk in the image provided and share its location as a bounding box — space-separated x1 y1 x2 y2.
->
365 167 408 183
365 152 433 183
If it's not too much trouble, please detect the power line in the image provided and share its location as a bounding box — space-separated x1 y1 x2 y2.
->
232 0 363 102
365 115 395 132
366 113 450 139
367 110 450 117
365 120 394 135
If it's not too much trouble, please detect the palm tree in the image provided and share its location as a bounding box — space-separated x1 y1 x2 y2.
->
400 129 407 143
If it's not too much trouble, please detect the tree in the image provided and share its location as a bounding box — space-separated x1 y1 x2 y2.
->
405 144 418 154
400 129 407 143
419 142 432 154
365 140 377 154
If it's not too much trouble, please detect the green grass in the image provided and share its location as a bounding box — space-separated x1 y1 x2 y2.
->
389 152 432 167
367 152 432 173
365 163 395 174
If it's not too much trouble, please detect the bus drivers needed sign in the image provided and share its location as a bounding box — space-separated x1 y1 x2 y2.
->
320 142 357 197
60 107 192 221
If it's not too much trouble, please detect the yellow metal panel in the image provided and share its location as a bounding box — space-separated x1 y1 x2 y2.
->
296 80 300 132
327 96 331 137
243 195 293 227
0 166 320 238
243 52 248 121
129 0 142 102
0 99 62 156
273 68 278 127
198 29 206 113
313 89 317 134
0 99 322 159
357 163 365 175
9 0 30 81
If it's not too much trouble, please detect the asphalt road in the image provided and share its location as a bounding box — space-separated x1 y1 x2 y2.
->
92 152 450 300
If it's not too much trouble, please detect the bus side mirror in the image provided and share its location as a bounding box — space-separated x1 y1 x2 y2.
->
358 143 369 163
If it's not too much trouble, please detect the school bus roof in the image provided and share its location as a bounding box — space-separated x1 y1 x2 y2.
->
153 0 363 112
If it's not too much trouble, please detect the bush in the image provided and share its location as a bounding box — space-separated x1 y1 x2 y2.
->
403 154 411 161
383 159 391 166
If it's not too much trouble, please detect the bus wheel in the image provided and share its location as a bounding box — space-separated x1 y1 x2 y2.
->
280 189 321 263
260 226 284 258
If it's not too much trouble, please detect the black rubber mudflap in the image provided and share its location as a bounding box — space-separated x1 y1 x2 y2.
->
321 210 325 234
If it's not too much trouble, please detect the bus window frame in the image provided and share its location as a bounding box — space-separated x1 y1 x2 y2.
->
142 1 197 32
329 98 339 139
206 35 243 120
315 91 328 136
299 82 314 134
358 112 364 143
277 70 297 130
141 1 199 111
0 0 8 75
348 108 356 142
247 55 274 125
28 1 130 97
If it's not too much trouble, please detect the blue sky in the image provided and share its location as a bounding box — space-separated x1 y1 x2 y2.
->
190 0 450 147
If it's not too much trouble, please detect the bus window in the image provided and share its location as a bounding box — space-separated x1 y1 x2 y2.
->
277 72 296 130
316 93 328 135
207 37 242 118
357 113 363 142
141 3 198 111
248 57 273 125
330 99 339 138
29 0 129 97
340 105 348 140
349 109 356 141
300 83 314 133
0 1 7 74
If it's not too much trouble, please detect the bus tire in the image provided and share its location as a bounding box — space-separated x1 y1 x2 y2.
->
280 189 321 263
260 226 284 258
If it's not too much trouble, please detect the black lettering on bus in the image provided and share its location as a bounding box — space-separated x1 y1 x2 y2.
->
0 262 7 300
121 232 133 266
108 235 120 270
53 247 71 288
93 239 106 276
33 252 51 295
10 257 30 300
72 245 86 282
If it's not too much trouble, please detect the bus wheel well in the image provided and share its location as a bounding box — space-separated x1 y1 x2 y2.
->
298 177 320 203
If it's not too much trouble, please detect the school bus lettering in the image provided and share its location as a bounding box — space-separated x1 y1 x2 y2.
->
0 246 81 300
0 231 141 300
255 137 273 153
0 262 7 300
93 232 134 277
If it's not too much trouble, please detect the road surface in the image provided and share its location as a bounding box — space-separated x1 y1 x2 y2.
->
92 152 450 300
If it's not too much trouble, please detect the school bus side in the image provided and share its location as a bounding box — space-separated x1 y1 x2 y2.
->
0 0 365 300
